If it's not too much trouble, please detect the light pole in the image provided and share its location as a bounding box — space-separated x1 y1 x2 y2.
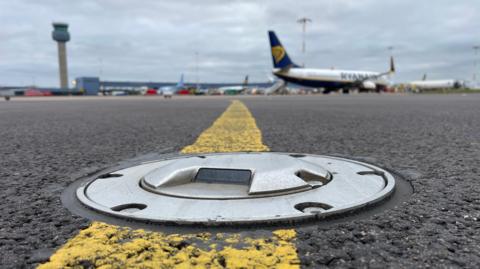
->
297 17 312 67
195 51 199 90
473 46 479 87
387 46 394 56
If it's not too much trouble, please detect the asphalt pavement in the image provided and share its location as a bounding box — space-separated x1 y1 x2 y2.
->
1 95 479 268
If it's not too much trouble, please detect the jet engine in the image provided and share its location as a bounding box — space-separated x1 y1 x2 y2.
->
361 81 376 89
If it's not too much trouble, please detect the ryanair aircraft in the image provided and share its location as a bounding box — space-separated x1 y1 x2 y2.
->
268 31 395 93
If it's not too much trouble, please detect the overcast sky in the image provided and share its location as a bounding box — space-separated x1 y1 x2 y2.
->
1 0 479 87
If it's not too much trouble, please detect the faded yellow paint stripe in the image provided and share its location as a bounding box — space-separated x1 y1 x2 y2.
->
39 100 299 269
181 100 269 153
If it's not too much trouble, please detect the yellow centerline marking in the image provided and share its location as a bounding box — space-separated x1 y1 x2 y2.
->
39 100 300 269
181 100 269 153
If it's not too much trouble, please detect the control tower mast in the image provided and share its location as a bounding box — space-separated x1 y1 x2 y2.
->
52 23 70 89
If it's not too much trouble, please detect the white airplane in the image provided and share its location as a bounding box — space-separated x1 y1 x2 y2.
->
409 74 462 90
216 75 249 95
268 31 395 93
159 74 186 96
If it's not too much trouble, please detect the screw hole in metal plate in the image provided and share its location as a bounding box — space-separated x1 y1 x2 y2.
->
357 170 385 176
97 173 123 179
111 203 147 213
295 202 333 214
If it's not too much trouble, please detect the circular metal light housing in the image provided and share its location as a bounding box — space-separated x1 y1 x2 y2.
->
76 153 396 225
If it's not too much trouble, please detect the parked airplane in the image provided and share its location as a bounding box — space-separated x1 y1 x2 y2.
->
268 31 395 93
158 74 187 97
216 75 249 95
409 74 462 90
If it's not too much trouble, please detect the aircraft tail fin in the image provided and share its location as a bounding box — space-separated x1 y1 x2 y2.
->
422 74 427 81
390 56 396 73
176 74 184 88
242 75 249 87
268 31 299 69
375 56 396 78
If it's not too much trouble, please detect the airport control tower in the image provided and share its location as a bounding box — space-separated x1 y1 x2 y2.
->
51 23 70 89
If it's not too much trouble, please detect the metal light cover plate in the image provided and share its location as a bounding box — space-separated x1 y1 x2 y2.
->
76 153 395 225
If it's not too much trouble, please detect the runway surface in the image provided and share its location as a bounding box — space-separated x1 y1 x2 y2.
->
1 95 479 268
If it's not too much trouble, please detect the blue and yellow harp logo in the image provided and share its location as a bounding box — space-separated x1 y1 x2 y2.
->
271 46 285 64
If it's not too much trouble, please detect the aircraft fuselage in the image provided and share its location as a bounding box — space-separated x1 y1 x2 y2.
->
273 68 389 90
409 79 460 90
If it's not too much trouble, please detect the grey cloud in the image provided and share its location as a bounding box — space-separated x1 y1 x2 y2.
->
0 0 478 87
